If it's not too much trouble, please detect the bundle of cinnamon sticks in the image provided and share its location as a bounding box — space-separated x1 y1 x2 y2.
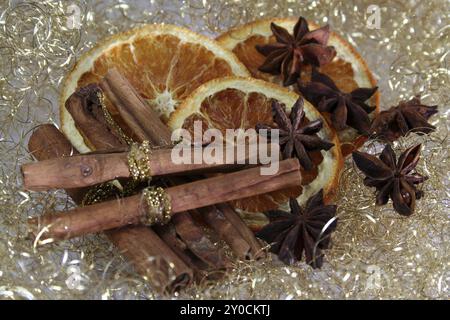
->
24 69 302 293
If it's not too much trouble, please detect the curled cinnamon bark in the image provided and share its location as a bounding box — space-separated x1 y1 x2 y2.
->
65 84 125 150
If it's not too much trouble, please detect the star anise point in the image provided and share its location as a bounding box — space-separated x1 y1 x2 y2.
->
353 144 427 216
256 98 334 171
299 68 378 134
257 189 337 268
371 96 438 141
257 16 336 86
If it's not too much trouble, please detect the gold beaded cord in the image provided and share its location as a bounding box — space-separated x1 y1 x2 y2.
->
141 186 172 226
127 141 153 181
97 91 134 146
0 0 448 299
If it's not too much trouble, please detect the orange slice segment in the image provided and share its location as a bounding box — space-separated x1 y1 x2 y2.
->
217 18 380 156
60 24 250 153
169 77 343 217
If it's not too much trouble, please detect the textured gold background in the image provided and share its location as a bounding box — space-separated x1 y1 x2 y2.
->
0 0 448 299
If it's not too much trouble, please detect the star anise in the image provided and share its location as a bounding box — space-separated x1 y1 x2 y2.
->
256 189 337 268
298 68 378 135
256 16 336 86
370 96 438 142
352 144 427 216
256 98 334 171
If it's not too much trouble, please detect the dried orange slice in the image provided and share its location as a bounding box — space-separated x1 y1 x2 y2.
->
217 18 380 156
168 77 343 227
60 24 250 153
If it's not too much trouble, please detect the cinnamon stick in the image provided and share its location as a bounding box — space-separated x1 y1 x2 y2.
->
105 225 191 291
101 69 264 259
65 84 125 150
64 86 229 270
28 124 87 204
28 159 301 240
214 203 264 257
152 223 212 282
21 143 261 191
100 71 170 145
27 124 192 293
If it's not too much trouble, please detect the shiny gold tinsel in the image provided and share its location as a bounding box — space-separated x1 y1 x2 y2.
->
0 0 448 299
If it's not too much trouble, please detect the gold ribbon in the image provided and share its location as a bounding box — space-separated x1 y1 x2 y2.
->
127 140 152 181
141 186 172 226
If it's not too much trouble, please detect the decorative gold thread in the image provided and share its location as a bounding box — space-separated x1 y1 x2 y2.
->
97 91 134 146
141 186 172 226
127 140 152 181
81 182 120 206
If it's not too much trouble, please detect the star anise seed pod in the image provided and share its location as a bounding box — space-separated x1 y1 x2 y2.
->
256 16 336 86
298 68 378 135
257 189 337 268
256 98 334 171
370 96 438 142
352 144 427 216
